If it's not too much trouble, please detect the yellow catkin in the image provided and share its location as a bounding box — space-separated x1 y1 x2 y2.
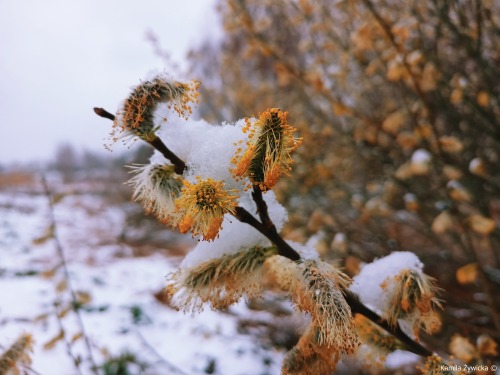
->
231 108 302 190
174 177 238 241
382 269 442 339
167 246 278 312
107 75 199 147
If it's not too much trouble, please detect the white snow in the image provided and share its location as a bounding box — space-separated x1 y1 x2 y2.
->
349 251 424 314
0 187 284 375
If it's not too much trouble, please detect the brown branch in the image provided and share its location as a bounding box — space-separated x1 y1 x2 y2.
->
93 107 115 121
234 206 301 261
252 185 274 230
148 137 186 175
93 107 186 174
94 105 434 358
344 291 432 357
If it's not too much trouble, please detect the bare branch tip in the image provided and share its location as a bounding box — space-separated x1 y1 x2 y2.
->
93 107 115 121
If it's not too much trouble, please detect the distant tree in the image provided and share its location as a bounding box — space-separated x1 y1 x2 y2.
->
187 0 500 360
53 143 80 182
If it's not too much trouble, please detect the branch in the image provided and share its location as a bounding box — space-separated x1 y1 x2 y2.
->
94 106 433 358
93 107 115 121
148 137 186 175
251 185 274 229
41 176 98 374
344 291 432 357
135 329 189 375
234 206 301 261
93 107 186 174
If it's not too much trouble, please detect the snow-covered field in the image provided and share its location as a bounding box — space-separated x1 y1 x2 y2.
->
0 176 287 375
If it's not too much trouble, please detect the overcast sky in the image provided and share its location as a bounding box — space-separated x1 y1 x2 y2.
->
0 0 219 166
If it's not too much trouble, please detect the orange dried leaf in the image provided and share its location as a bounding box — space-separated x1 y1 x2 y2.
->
43 330 64 350
431 211 454 234
332 102 350 116
468 214 496 235
55 279 68 293
382 111 406 135
477 91 489 107
449 335 477 363
70 332 83 344
477 335 498 357
456 263 479 285
439 136 464 153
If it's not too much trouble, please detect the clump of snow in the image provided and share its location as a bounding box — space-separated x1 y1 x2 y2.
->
155 116 249 191
180 190 288 268
349 251 424 313
410 149 432 175
148 111 294 267
296 237 320 260
411 149 431 164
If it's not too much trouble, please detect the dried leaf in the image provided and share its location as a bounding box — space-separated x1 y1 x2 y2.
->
387 59 407 81
477 335 498 357
351 23 374 51
447 181 471 202
32 225 55 245
442 165 462 180
456 263 479 285
396 131 419 150
51 193 66 205
449 335 477 363
76 291 92 305
468 214 496 235
70 332 83 344
476 91 489 107
469 158 487 177
439 136 464 153
382 111 406 135
43 330 64 350
450 89 463 105
332 102 351 116
420 63 439 92
432 211 454 234
56 279 68 293
41 264 61 279
406 50 423 66
344 256 361 276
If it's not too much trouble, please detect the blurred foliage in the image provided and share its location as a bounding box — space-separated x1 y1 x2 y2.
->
188 0 500 354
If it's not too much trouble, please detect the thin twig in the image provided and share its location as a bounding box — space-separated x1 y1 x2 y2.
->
41 176 99 374
24 365 45 375
94 107 186 174
53 302 84 375
148 137 186 174
135 329 189 375
94 107 115 121
344 291 432 357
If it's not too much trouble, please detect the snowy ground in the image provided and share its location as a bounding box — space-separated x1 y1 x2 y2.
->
0 177 287 375
0 172 435 375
